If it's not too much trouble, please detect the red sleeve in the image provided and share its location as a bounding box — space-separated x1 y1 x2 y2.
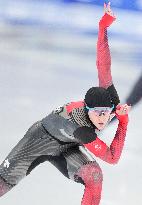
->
96 13 116 89
83 118 128 164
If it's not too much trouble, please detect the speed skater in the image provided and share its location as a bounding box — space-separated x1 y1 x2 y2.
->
0 2 131 205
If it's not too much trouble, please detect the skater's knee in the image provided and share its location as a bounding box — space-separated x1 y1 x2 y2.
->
89 163 103 183
75 162 103 185
0 176 14 197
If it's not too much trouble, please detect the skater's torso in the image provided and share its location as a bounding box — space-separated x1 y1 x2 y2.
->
41 101 98 144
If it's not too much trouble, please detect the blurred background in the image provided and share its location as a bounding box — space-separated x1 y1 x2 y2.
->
0 0 142 204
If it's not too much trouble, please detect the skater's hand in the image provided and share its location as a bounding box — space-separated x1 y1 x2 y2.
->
115 104 131 123
116 104 131 115
104 2 116 18
99 2 116 28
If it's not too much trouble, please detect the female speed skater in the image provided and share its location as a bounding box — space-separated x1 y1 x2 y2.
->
0 2 131 205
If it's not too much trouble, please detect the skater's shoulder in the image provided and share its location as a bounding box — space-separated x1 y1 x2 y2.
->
65 100 85 113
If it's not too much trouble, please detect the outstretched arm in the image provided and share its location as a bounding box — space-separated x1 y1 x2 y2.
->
96 3 120 108
74 104 130 164
96 2 116 89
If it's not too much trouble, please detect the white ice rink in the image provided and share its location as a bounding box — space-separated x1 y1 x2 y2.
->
0 1 142 205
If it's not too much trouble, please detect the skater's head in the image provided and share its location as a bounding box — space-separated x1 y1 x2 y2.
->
84 87 115 130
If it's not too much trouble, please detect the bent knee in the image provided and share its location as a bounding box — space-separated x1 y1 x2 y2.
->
75 162 103 185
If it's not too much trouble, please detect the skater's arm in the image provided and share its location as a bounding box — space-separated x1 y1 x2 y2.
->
83 105 130 164
97 3 120 108
96 2 115 89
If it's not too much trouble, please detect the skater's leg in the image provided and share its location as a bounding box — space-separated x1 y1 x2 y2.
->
75 162 103 205
109 74 142 124
126 74 142 107
56 146 103 205
35 144 103 205
0 121 61 197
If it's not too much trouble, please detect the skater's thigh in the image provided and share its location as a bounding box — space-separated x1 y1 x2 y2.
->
62 146 102 184
0 121 60 186
42 146 90 181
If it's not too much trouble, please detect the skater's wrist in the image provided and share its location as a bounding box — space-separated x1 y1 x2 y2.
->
99 13 116 28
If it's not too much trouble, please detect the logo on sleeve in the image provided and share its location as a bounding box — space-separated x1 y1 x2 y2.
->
94 144 102 151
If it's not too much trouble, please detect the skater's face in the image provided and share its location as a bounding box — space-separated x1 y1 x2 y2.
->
88 107 115 130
